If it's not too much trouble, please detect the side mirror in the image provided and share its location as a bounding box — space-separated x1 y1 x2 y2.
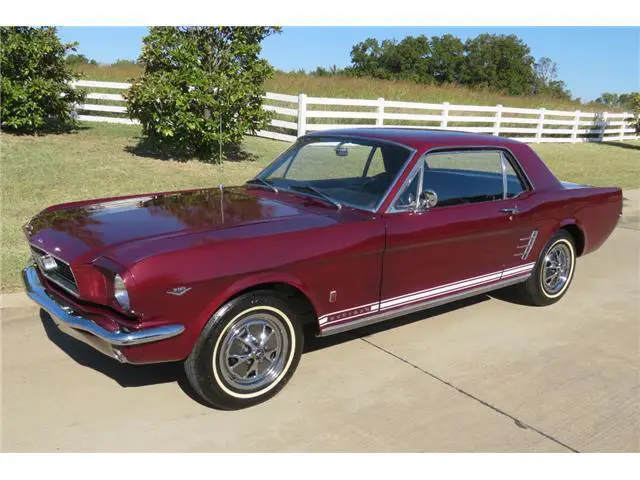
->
416 189 438 211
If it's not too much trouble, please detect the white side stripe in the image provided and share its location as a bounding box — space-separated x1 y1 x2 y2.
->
381 269 504 305
319 262 536 328
380 272 501 310
502 262 535 278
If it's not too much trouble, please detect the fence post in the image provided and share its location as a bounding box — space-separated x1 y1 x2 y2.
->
493 104 502 136
440 102 450 129
376 97 385 126
297 93 307 137
619 112 627 141
571 110 580 143
600 111 608 142
535 108 546 143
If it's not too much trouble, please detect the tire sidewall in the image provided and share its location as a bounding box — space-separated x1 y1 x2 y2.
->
533 232 576 302
187 291 304 409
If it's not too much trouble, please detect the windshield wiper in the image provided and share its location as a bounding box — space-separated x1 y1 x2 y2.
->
245 178 278 193
288 185 342 210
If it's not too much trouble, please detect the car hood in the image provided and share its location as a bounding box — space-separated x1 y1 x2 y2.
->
25 187 316 263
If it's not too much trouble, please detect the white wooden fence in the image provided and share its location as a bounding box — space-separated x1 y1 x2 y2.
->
72 80 639 144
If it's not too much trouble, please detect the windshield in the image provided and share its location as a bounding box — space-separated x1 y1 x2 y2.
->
257 136 414 211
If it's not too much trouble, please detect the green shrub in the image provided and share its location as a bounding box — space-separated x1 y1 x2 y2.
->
126 27 279 162
1 27 85 133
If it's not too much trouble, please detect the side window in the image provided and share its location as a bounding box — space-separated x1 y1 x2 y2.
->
423 151 504 206
392 149 528 211
504 158 526 198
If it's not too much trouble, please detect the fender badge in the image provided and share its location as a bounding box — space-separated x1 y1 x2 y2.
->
167 286 192 296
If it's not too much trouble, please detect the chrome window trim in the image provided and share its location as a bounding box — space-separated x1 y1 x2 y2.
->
385 145 532 214
499 150 529 200
256 134 417 214
501 152 508 200
386 154 424 214
29 244 80 298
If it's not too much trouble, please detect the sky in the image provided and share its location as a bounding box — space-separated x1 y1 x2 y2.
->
58 26 639 102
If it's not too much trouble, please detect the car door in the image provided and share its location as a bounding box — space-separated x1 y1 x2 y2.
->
380 148 535 314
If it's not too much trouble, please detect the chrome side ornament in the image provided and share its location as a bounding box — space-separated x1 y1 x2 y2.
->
514 229 539 260
167 286 192 296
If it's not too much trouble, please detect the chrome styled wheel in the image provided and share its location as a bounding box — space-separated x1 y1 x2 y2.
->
542 242 572 295
185 292 304 409
218 313 289 392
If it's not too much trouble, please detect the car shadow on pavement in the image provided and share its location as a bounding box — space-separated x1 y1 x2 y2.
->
39 291 509 408
39 309 184 386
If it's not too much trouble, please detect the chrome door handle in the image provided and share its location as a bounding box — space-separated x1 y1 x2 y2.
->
499 207 518 215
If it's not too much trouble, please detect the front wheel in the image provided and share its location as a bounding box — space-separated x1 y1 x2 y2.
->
513 230 577 306
184 290 304 410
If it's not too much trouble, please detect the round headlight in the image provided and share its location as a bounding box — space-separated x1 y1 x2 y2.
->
113 274 130 311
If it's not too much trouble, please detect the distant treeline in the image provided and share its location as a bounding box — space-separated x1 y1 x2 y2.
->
290 34 572 100
593 92 639 110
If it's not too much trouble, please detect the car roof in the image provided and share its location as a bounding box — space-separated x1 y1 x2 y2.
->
304 127 523 150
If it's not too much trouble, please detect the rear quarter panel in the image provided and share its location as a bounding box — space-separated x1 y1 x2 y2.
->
509 142 622 258
523 186 622 260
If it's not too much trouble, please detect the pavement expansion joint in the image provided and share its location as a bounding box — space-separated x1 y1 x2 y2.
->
359 336 580 453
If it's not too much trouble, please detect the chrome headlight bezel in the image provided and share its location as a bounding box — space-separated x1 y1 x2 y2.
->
113 274 131 311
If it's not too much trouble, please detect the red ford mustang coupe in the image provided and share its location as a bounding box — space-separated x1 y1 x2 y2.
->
22 128 622 409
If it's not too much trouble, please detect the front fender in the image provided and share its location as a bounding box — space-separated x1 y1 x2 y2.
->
188 271 319 346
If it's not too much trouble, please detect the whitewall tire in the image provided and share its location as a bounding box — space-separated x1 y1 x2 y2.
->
513 230 577 306
185 290 304 410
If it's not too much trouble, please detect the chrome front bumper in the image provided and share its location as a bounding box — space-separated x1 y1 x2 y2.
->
23 265 185 363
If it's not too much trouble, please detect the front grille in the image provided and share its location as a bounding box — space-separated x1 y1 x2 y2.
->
31 246 78 295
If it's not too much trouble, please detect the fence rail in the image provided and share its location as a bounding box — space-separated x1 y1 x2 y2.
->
72 80 639 144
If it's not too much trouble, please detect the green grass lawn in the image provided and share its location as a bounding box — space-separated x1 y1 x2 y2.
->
1 123 638 292
533 142 640 188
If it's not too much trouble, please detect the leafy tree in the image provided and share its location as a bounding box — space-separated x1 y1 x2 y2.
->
112 58 137 66
618 93 636 109
350 36 433 83
350 38 385 78
429 34 465 84
595 92 620 106
1 27 85 133
127 27 279 161
312 65 343 76
533 57 571 99
462 34 536 95
534 57 557 86
595 92 639 110
66 53 98 65
389 35 433 83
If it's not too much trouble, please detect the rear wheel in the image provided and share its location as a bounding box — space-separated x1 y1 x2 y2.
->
514 230 576 306
184 290 304 410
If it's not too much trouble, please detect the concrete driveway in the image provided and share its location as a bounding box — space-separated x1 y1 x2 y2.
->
1 226 638 452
